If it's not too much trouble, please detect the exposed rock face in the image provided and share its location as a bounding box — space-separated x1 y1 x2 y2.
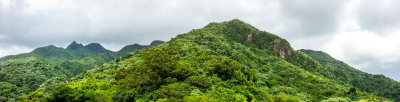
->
273 39 291 58
247 34 253 43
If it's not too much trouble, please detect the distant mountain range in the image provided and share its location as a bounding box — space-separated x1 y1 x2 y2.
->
0 40 164 101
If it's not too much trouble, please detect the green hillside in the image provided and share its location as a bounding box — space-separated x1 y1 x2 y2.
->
24 19 391 102
0 41 163 101
300 49 400 101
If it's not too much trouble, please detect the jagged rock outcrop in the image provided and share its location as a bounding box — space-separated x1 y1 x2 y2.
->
247 34 253 43
273 39 291 58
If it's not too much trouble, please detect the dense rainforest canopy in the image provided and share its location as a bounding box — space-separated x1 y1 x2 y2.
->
1 19 399 102
0 41 163 101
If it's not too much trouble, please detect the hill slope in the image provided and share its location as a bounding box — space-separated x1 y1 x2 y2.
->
117 40 165 56
0 41 163 101
25 19 390 101
300 49 400 101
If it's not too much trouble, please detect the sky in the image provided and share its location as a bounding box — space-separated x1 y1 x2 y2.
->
1 0 400 81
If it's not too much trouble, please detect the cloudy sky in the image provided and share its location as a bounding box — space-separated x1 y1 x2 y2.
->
1 0 400 81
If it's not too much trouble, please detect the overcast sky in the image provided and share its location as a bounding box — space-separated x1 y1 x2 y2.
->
1 0 400 81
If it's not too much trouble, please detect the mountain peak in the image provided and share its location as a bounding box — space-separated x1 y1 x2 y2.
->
150 40 165 46
228 18 246 23
84 43 109 52
203 19 292 59
66 41 84 50
117 44 145 54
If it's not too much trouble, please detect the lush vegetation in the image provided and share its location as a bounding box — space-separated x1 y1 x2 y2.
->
22 19 392 101
300 49 400 101
0 41 163 101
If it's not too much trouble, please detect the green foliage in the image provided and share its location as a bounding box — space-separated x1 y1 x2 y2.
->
0 82 18 101
185 75 220 90
142 47 196 80
112 89 137 102
183 96 217 102
19 19 392 102
155 83 195 101
23 90 47 102
321 97 351 102
0 58 71 100
0 43 153 101
273 93 302 102
46 79 116 102
301 49 400 101
206 87 247 102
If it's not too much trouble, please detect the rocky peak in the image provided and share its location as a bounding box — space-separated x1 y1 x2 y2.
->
66 41 84 50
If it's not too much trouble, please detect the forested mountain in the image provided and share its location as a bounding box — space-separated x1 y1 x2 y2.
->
300 49 400 101
0 40 163 101
22 19 394 101
116 40 165 56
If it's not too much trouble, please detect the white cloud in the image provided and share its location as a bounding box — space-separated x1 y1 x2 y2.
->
356 0 400 34
0 45 32 58
326 27 400 69
321 0 400 73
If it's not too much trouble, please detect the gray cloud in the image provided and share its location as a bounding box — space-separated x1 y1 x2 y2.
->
277 0 347 39
0 0 212 49
1 0 400 81
363 62 400 81
357 0 400 34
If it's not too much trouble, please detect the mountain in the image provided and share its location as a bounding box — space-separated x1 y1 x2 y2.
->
84 43 112 53
0 40 162 101
24 19 391 101
117 44 147 56
300 49 400 101
117 40 165 56
66 41 83 50
150 40 165 46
